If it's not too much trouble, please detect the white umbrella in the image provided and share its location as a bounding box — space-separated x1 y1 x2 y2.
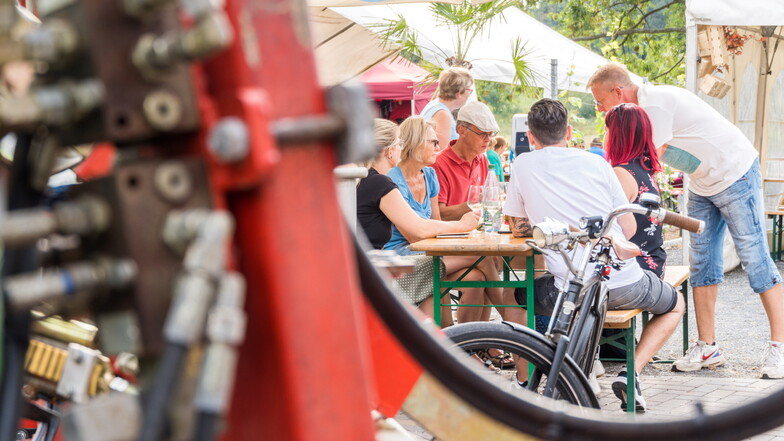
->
330 3 639 92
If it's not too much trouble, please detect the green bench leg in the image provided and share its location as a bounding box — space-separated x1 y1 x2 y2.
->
772 214 783 261
682 279 689 355
772 214 777 261
625 316 636 413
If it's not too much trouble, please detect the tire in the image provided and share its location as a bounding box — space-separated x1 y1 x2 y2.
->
444 321 599 409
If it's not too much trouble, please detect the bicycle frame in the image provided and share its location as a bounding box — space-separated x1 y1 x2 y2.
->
529 203 657 398
538 238 616 397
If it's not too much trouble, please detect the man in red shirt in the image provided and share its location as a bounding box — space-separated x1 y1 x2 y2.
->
434 101 499 221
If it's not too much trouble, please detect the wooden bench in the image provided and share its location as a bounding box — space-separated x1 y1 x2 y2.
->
599 265 691 413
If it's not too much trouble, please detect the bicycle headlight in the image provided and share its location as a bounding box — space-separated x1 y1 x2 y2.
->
532 218 570 248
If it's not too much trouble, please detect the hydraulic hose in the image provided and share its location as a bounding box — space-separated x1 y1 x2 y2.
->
137 344 189 441
353 234 784 441
0 132 44 441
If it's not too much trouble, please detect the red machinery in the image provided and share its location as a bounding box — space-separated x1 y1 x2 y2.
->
0 0 423 440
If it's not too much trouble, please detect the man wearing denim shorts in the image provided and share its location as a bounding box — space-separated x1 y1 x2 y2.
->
505 98 685 411
589 62 784 378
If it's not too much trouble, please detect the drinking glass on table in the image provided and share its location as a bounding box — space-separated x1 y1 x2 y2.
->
466 185 484 234
483 186 502 234
498 182 509 205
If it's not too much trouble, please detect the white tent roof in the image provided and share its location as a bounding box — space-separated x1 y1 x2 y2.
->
310 7 398 85
328 3 635 92
686 0 784 26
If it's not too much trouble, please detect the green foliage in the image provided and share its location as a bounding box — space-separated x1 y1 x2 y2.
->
657 164 680 210
373 0 540 93
526 0 687 86
475 80 538 137
380 0 687 141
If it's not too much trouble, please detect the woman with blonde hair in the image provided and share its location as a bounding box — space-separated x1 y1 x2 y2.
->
420 67 474 152
384 116 525 329
356 118 478 324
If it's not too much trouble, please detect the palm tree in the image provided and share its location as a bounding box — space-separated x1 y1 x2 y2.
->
374 0 542 96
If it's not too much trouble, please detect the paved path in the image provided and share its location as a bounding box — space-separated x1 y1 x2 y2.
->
394 372 784 440
386 239 784 440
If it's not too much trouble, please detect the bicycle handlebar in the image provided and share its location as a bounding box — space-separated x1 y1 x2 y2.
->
661 210 704 233
531 203 705 252
603 204 704 236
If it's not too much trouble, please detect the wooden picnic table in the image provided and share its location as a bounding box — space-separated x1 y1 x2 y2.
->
409 234 536 326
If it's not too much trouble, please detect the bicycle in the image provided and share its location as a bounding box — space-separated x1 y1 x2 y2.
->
444 193 704 408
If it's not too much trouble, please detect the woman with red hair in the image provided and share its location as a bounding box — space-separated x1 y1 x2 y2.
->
605 103 666 277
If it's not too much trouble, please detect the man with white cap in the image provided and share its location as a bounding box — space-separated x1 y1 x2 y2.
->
433 100 500 221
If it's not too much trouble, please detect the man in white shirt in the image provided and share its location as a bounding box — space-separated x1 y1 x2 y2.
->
588 62 784 379
504 98 684 411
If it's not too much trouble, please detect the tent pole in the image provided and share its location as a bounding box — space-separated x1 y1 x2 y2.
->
685 24 698 93
755 40 770 179
683 22 698 267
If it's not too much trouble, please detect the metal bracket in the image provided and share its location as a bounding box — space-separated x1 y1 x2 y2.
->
271 81 375 165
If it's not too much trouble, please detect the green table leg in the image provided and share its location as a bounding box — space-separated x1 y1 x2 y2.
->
433 256 441 326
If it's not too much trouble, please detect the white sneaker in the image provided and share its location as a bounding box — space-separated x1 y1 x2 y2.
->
506 377 528 395
672 341 725 372
762 342 784 379
587 370 601 395
611 370 647 412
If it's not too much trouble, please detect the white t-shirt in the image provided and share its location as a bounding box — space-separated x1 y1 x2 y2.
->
504 147 643 290
637 83 757 196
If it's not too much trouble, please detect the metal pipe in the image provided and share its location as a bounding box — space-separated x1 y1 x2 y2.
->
271 115 343 146
132 10 233 79
3 258 137 311
0 196 110 247
0 79 104 134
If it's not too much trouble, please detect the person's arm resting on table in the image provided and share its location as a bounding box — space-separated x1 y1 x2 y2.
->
380 190 477 243
510 216 532 237
439 201 471 221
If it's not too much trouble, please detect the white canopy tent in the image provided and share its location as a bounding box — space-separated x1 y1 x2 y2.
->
310 7 399 86
312 3 637 91
683 0 784 270
686 0 784 211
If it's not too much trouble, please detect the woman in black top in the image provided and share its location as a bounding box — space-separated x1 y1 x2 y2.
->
356 119 478 326
356 119 477 249
604 103 666 277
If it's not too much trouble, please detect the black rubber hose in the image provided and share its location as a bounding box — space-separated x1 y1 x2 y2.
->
137 344 188 441
0 132 44 441
42 404 59 441
353 235 784 441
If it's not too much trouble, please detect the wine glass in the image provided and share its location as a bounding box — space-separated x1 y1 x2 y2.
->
466 185 484 233
483 186 502 234
499 182 509 205
498 182 510 232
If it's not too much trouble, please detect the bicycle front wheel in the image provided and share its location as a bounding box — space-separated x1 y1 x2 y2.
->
444 321 599 409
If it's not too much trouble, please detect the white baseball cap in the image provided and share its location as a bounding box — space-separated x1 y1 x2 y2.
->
457 101 500 134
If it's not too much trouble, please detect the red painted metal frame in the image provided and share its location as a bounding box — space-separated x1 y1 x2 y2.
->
189 0 422 438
